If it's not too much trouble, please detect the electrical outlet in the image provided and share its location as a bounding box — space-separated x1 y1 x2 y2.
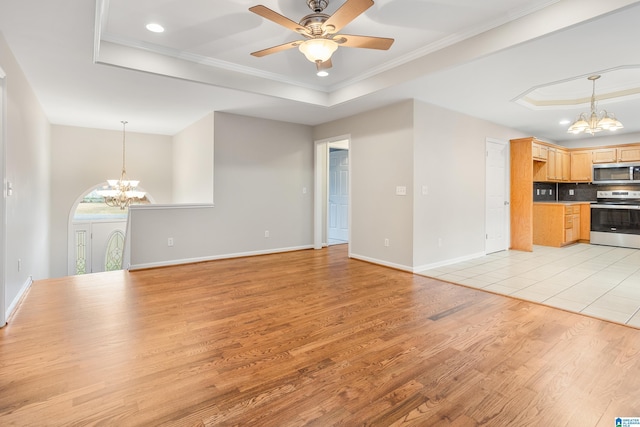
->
167 237 174 247
18 258 21 272
569 189 575 196
438 238 443 247
384 238 389 247
265 230 270 238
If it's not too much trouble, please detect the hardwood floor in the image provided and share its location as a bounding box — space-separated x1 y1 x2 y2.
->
2 245 640 426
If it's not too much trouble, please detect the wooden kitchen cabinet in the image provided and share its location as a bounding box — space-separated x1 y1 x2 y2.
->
618 146 640 162
580 203 591 242
532 142 548 161
592 148 618 164
560 150 570 181
533 203 581 247
542 147 568 182
570 150 592 181
547 148 558 180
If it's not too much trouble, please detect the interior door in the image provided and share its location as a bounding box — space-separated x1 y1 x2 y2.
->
328 148 349 243
485 139 509 254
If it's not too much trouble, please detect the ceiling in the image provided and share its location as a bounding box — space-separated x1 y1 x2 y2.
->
1 0 640 142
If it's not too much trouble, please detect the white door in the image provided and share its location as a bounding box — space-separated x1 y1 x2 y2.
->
485 139 509 254
91 221 126 273
328 149 349 243
69 220 126 274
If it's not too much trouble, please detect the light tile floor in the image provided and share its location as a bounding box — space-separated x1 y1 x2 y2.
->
416 243 640 328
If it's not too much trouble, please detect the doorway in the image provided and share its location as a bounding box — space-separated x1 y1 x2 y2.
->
328 141 349 245
314 136 351 250
485 138 509 254
67 185 151 275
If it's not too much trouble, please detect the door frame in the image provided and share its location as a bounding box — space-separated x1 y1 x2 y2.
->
67 183 153 275
0 67 6 327
485 137 510 253
314 135 351 252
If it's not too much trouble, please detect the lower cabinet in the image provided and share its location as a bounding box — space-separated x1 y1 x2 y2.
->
533 203 586 247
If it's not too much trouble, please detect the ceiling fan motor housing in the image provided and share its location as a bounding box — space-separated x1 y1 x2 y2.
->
300 13 330 35
307 0 329 13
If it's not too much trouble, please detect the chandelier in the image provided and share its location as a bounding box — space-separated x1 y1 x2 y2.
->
567 75 623 135
97 121 145 209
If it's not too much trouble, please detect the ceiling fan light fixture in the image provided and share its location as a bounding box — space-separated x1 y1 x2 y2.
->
299 38 338 63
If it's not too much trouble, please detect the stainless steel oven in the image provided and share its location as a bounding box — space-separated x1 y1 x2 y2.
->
591 190 640 249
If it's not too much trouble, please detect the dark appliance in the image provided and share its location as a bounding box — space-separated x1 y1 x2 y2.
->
591 190 640 249
592 163 640 184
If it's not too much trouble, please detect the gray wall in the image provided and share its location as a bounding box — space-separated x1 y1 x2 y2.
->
314 100 415 270
172 112 214 204
412 100 527 269
314 99 528 271
0 33 51 318
127 112 314 268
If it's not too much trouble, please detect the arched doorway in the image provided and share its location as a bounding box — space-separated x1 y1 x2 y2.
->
68 185 152 275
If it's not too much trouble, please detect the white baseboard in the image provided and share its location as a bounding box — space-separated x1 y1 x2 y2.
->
6 275 33 322
128 245 315 271
413 251 486 273
349 253 413 272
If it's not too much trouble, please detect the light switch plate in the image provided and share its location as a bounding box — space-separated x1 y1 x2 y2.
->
396 186 407 196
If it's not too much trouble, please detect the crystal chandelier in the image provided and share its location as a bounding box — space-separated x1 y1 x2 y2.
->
567 75 624 135
97 121 145 209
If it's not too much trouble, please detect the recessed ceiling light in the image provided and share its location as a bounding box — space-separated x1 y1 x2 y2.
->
146 23 165 33
559 119 571 125
317 70 329 77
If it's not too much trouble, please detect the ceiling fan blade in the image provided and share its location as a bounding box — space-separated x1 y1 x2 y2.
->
249 5 310 35
335 34 394 50
316 58 333 71
251 41 303 57
322 0 374 34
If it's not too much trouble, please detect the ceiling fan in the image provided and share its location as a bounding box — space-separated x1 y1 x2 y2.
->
249 0 394 74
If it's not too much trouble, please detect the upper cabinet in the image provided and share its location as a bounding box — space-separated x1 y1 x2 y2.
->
532 142 548 161
592 148 618 164
535 145 568 182
592 146 640 163
618 146 640 162
530 143 640 183
570 150 592 182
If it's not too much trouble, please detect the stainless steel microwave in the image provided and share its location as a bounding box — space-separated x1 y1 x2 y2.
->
592 163 640 184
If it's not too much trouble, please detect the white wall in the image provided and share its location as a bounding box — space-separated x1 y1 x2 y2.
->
50 125 173 277
127 112 314 269
172 112 214 204
559 131 640 149
314 100 415 270
0 34 51 319
412 100 527 269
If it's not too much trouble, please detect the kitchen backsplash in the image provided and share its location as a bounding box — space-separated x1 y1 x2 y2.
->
533 182 556 201
533 182 640 202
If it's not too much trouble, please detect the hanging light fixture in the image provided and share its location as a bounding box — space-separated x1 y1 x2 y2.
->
567 75 624 135
97 121 145 209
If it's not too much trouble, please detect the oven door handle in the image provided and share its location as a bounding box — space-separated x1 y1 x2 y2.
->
591 204 640 209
